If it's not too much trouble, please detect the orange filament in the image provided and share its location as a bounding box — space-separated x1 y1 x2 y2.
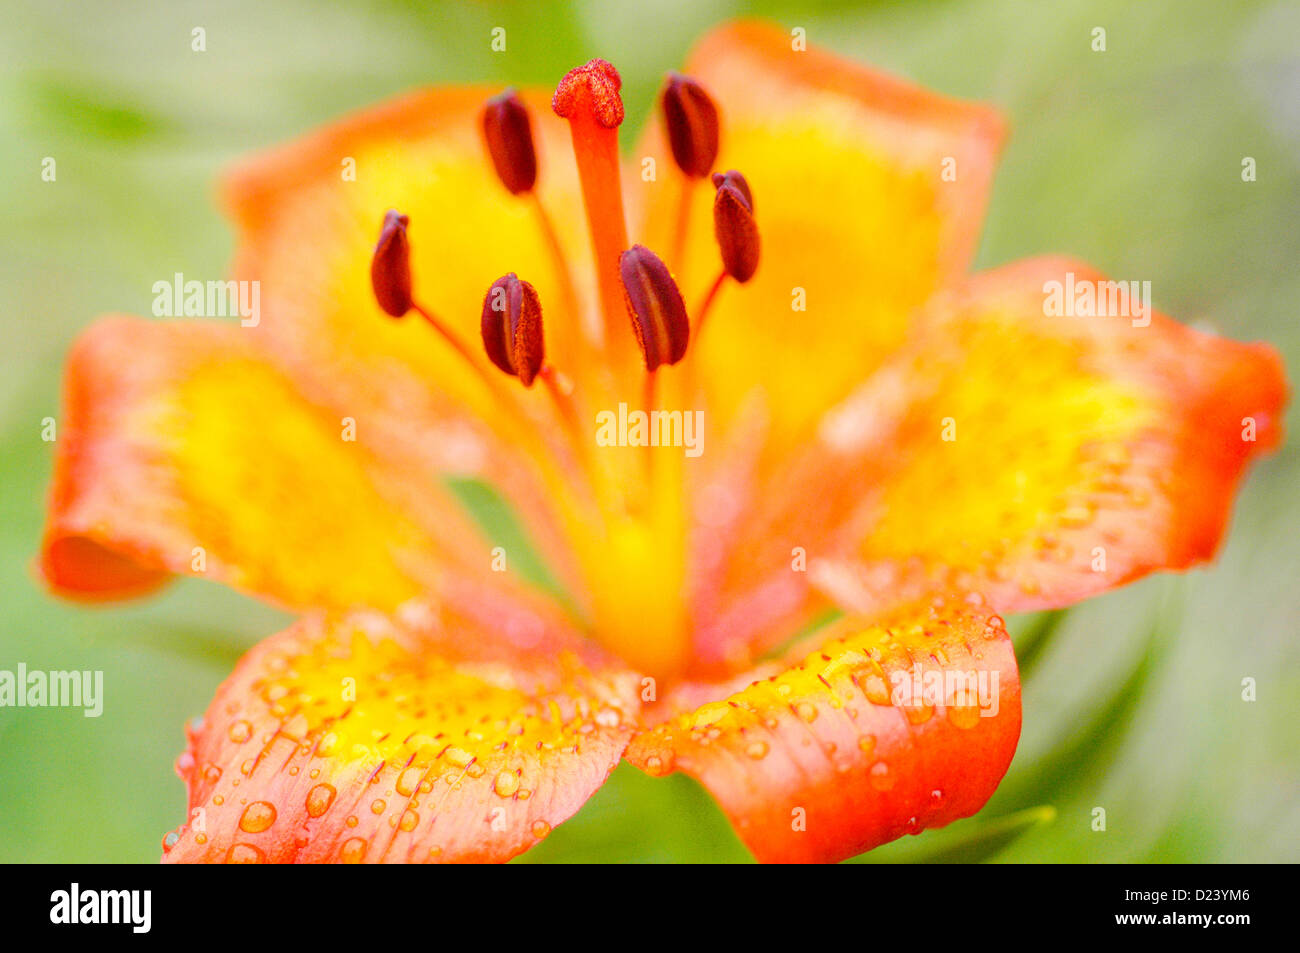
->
528 192 587 354
693 269 728 338
670 178 695 277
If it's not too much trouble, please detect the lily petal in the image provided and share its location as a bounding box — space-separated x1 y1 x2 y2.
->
225 86 601 599
164 597 641 863
635 19 1005 452
811 257 1288 614
627 597 1020 863
41 316 485 609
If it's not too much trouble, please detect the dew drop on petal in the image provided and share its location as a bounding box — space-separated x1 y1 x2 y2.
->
306 784 336 818
340 837 367 863
396 767 423 797
493 771 520 797
239 801 277 833
225 843 264 864
946 702 983 730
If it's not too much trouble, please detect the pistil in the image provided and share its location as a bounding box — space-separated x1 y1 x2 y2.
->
553 60 636 363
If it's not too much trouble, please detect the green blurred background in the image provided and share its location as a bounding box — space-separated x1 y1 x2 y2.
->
2 0 1297 863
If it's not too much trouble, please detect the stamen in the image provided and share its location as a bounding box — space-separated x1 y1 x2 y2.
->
619 244 690 372
695 171 760 337
478 274 593 484
661 73 720 271
553 60 634 356
661 73 719 179
481 91 584 359
694 270 727 336
371 210 412 317
482 89 537 195
369 213 507 391
480 273 545 386
711 170 759 282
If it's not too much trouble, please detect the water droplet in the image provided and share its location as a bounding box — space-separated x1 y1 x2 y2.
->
857 734 876 755
228 720 252 743
340 837 367 863
399 809 419 832
531 820 551 839
862 674 891 706
239 801 277 833
444 746 474 768
306 784 336 818
493 771 520 797
794 701 818 723
370 799 386 815
225 843 264 864
946 703 983 730
904 703 933 725
692 702 730 729
869 761 895 791
1057 504 1095 528
396 767 423 797
162 831 179 850
745 740 769 760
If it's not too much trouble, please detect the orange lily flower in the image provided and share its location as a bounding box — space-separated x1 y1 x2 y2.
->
40 21 1285 864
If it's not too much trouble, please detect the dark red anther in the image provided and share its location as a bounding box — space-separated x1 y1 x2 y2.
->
482 90 537 194
661 73 719 178
619 245 690 371
481 273 545 387
371 210 412 317
711 171 760 283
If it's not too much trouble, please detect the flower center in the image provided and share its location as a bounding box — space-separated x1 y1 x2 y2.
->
365 59 762 679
